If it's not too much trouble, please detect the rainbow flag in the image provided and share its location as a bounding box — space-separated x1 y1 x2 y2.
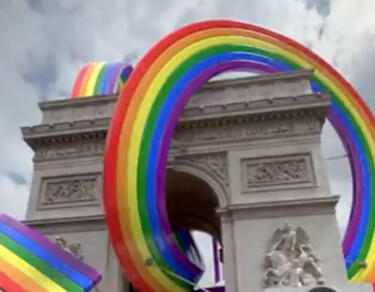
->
0 214 101 292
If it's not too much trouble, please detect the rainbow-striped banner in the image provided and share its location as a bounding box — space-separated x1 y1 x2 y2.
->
103 20 375 291
71 62 133 98
0 214 101 292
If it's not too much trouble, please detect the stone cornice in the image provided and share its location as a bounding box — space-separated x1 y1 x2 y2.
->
22 119 108 150
24 215 106 233
196 69 313 90
217 195 340 222
23 93 329 147
39 94 116 111
178 93 330 127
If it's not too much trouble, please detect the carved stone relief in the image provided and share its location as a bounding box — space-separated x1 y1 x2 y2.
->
38 174 100 209
174 152 228 186
242 154 315 192
263 221 325 288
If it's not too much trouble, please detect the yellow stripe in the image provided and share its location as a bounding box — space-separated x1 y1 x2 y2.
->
0 245 67 292
84 62 106 97
128 34 375 284
117 120 183 290
120 34 375 286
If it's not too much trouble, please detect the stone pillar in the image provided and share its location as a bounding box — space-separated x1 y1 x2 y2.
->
21 96 128 292
217 88 371 291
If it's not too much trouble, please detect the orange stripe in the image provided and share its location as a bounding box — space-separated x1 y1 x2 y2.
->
77 63 95 98
0 256 45 292
71 64 90 98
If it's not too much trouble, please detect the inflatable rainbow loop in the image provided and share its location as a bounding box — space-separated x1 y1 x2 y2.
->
103 20 375 291
71 62 133 98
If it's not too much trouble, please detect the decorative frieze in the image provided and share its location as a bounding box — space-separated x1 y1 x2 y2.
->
34 140 104 162
174 115 322 147
31 115 322 162
242 154 315 192
38 174 101 209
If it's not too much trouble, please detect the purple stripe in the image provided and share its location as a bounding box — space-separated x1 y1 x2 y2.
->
108 63 127 93
121 66 133 81
0 214 101 283
117 64 133 91
329 109 363 254
156 61 278 270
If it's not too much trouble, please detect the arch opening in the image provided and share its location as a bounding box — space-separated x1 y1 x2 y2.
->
166 169 224 287
166 169 221 242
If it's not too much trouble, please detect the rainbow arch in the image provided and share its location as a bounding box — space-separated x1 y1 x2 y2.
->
71 62 133 98
103 20 375 291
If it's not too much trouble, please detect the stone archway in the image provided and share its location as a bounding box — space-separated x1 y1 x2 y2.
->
167 157 230 238
166 168 221 241
165 162 228 287
168 158 229 208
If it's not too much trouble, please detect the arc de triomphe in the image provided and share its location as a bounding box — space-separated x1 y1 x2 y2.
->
21 70 371 291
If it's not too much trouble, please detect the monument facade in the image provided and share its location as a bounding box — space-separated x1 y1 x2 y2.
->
22 70 371 291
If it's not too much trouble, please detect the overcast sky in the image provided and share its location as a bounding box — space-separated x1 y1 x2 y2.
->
0 0 374 287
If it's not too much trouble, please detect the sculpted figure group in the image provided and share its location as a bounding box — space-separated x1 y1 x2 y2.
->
263 221 325 288
55 236 84 260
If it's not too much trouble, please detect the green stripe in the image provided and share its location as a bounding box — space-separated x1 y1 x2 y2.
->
93 64 109 95
0 233 84 292
136 42 374 283
312 73 375 278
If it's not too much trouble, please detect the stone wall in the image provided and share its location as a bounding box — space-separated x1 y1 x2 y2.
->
22 70 351 292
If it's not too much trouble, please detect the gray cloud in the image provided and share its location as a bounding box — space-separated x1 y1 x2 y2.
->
0 0 374 285
302 0 331 17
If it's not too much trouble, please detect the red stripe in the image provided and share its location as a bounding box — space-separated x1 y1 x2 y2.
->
71 64 91 98
103 85 151 290
0 271 27 292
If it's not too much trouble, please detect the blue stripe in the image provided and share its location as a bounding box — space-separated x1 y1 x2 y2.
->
142 51 294 280
99 63 116 94
331 101 371 267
